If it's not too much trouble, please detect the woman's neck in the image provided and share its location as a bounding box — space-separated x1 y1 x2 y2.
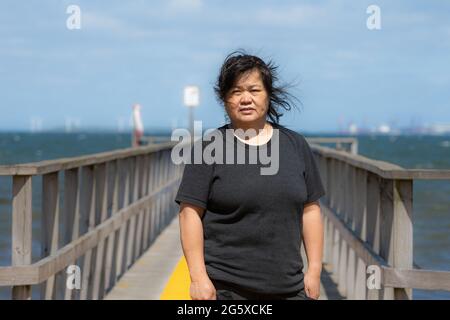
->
230 120 273 146
229 118 267 132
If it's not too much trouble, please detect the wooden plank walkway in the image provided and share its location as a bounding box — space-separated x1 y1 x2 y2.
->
105 216 183 300
105 217 344 300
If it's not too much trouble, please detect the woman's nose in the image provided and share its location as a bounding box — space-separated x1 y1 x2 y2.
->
239 92 252 104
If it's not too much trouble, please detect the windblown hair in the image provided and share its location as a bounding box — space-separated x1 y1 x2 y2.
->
214 50 299 124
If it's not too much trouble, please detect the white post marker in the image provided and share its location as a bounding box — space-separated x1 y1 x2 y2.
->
184 86 200 137
132 104 144 147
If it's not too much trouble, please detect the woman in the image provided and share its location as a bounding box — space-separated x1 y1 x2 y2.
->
175 51 325 300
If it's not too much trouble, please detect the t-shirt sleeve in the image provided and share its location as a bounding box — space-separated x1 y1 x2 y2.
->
174 142 214 209
299 136 326 204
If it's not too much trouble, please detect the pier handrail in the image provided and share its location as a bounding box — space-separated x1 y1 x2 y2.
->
311 144 450 180
307 137 358 155
0 141 182 300
2 141 447 180
309 141 450 299
0 142 177 176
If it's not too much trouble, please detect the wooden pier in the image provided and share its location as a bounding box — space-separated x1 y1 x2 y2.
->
0 137 449 300
0 142 181 300
313 138 450 299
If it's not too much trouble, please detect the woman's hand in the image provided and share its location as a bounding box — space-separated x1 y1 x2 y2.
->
304 271 321 300
190 276 217 300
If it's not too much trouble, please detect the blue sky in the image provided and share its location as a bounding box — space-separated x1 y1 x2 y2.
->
1 0 449 133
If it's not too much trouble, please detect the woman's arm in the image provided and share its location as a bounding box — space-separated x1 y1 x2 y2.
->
302 201 324 299
179 202 216 300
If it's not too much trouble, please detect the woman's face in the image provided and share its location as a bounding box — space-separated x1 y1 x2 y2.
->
224 69 269 126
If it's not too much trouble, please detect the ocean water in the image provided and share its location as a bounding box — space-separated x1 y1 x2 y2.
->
0 132 449 299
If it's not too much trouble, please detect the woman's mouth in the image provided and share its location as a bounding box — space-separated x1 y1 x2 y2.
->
239 107 255 114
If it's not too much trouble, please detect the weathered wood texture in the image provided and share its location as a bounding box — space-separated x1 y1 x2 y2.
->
310 142 450 300
1 144 182 300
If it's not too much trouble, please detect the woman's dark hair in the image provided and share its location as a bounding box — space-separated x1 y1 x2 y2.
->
214 50 299 124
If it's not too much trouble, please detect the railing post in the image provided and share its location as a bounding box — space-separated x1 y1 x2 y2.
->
337 234 348 296
366 173 381 300
92 163 108 300
354 255 367 300
354 169 367 241
115 158 130 281
63 168 79 300
353 168 367 300
330 158 338 210
366 173 381 255
345 166 357 299
155 151 163 235
134 155 146 259
162 150 170 227
331 223 340 277
104 159 119 293
319 155 328 205
337 161 345 217
11 175 33 300
41 172 60 300
142 154 152 251
79 165 95 300
392 179 413 300
149 152 158 244
126 157 139 267
379 177 414 300
379 178 395 300
344 163 352 225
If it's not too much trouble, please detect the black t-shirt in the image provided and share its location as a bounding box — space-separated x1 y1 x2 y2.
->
175 121 326 295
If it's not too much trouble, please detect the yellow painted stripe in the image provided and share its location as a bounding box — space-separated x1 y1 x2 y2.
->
160 256 191 300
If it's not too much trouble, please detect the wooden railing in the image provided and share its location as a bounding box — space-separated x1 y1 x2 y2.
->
139 136 172 145
0 142 182 300
310 141 450 299
307 137 358 155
